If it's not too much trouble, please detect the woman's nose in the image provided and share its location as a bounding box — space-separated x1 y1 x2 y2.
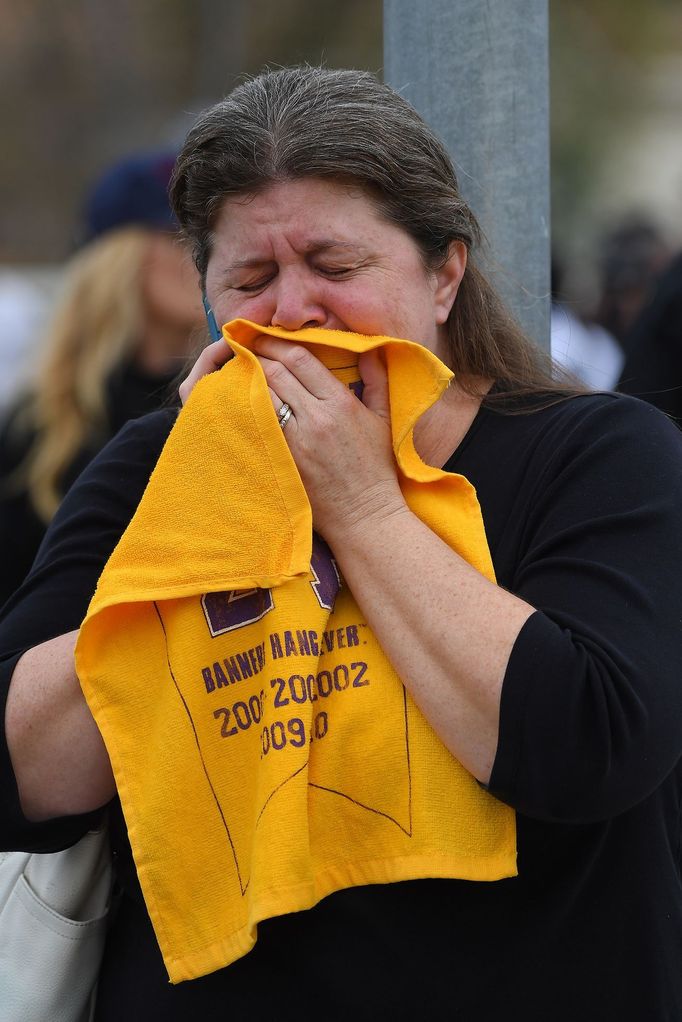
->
270 272 327 331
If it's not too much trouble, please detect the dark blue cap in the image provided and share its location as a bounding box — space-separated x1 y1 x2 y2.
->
83 151 178 241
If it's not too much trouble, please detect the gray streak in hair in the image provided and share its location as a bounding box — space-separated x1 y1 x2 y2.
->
171 65 575 400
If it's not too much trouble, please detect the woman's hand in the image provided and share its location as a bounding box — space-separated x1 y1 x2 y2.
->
178 339 233 405
252 337 407 540
252 336 535 785
177 332 533 784
6 631 115 820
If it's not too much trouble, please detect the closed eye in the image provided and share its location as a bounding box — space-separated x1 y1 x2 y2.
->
318 266 357 278
233 276 274 293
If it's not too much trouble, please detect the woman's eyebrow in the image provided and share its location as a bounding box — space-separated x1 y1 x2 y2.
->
224 256 275 271
224 241 365 272
305 240 363 254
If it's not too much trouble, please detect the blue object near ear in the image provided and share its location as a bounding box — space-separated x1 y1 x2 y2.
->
202 294 222 342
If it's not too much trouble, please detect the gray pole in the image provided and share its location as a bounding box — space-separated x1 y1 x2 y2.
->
384 0 550 350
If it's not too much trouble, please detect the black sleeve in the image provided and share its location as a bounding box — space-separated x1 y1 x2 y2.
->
0 409 175 851
488 396 682 823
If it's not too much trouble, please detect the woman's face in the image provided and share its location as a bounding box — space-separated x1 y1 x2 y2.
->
142 232 204 331
204 178 465 360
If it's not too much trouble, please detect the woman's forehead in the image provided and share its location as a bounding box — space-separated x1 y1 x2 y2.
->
211 178 393 248
218 177 374 217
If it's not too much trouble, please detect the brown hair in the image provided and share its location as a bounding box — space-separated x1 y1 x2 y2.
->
170 65 576 399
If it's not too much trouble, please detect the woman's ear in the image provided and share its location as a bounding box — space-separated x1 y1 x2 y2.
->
433 242 467 325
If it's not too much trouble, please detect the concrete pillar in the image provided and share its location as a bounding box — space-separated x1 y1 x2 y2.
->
384 0 550 348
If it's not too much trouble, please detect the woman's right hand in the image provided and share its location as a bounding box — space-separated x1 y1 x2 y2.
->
179 339 233 405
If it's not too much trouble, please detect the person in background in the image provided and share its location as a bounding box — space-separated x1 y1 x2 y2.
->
0 151 203 605
593 216 671 347
618 249 682 423
550 251 624 390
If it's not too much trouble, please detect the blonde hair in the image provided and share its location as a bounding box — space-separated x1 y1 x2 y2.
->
19 226 150 521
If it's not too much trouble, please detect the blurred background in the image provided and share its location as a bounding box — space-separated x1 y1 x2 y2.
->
1 0 681 601
1 0 681 382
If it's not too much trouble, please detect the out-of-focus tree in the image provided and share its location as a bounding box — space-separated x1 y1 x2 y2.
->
2 0 680 275
0 0 382 262
550 0 682 296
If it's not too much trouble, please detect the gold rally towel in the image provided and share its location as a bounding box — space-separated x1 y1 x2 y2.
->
75 319 517 984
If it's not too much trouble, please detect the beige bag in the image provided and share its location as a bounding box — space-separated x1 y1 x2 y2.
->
0 826 112 1022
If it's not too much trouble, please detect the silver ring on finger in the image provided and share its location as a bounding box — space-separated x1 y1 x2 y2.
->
277 402 293 430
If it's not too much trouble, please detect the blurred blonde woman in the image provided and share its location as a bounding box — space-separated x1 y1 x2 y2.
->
0 153 203 604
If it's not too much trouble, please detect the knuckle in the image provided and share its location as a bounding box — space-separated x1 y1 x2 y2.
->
338 387 357 410
334 388 359 418
287 345 309 373
266 360 288 387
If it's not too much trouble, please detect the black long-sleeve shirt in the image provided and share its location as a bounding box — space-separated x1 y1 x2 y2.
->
1 390 682 1021
0 360 177 607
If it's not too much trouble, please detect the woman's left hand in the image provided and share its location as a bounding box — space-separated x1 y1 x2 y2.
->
252 336 407 541
179 333 534 784
253 336 536 786
179 338 233 406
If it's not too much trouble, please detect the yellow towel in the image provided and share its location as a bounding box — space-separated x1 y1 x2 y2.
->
75 319 516 984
